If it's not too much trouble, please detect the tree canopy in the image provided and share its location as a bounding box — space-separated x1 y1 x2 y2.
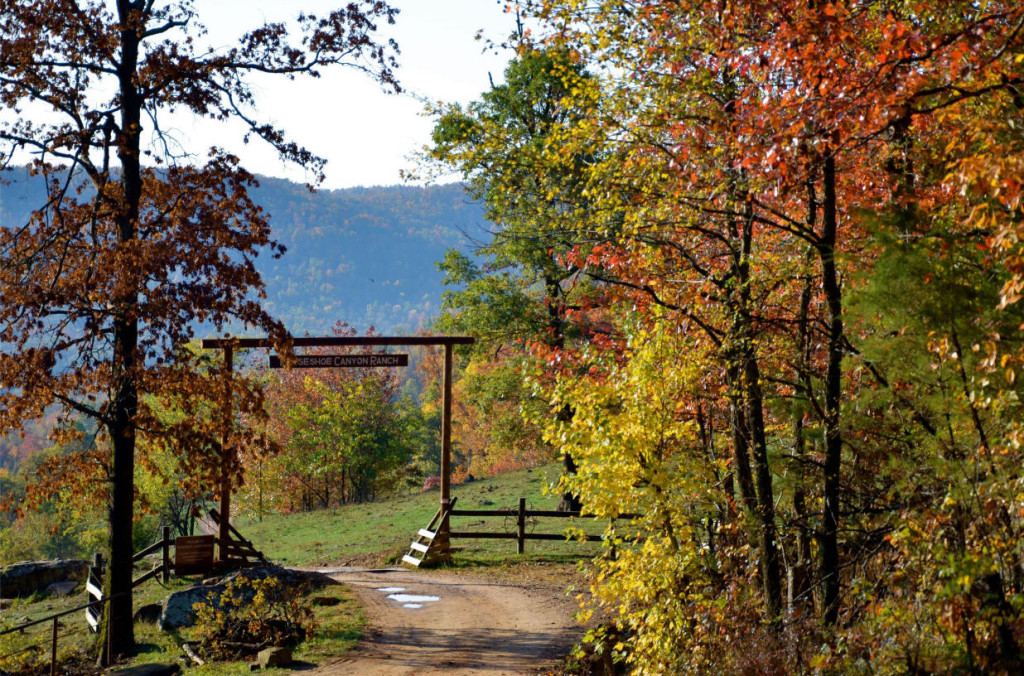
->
0 0 398 662
422 1 1024 671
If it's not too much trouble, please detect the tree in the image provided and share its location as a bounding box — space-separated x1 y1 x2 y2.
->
514 0 1024 669
0 0 398 662
250 324 421 511
424 47 602 505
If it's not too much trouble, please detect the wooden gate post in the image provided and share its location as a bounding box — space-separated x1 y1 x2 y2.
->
517 497 526 555
218 345 233 564
161 525 171 582
50 615 58 676
437 343 454 558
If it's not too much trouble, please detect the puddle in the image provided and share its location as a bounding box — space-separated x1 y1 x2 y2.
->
373 586 441 609
386 593 441 605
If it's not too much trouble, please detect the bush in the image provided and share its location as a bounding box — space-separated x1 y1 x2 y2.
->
191 575 316 661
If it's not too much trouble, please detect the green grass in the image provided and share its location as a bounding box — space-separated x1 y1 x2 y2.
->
0 463 604 674
236 462 606 568
129 580 363 675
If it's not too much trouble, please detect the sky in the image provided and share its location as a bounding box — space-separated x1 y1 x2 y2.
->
173 0 523 190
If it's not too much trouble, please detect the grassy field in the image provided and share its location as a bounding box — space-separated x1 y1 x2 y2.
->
0 462 605 674
237 462 606 568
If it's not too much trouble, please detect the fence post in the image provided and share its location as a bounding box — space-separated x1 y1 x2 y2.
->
85 553 105 633
517 497 526 555
50 615 58 676
161 526 171 583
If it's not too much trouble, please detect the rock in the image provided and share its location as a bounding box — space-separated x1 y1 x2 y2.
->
134 603 163 624
45 580 78 597
108 663 180 676
257 646 292 669
0 560 89 598
159 585 223 630
158 565 322 631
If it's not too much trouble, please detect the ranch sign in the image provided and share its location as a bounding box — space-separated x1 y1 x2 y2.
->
269 353 409 369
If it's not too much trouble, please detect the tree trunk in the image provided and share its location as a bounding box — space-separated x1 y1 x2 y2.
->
743 349 784 621
819 152 844 627
726 364 757 511
790 250 815 615
723 207 783 622
98 3 142 662
544 270 583 513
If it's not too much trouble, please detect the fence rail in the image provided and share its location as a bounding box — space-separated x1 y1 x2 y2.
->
448 497 639 554
0 592 126 676
3 512 268 673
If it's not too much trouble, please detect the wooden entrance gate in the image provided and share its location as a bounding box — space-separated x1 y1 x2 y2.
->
200 334 474 565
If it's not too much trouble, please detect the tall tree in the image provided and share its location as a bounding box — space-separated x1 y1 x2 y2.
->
424 47 601 506
0 0 398 662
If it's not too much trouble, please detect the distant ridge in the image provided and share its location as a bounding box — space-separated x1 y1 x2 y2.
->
0 168 488 334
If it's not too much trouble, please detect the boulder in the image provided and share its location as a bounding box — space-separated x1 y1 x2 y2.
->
257 646 292 669
159 585 224 630
45 580 78 597
220 565 315 589
0 560 88 598
134 603 163 624
158 565 322 631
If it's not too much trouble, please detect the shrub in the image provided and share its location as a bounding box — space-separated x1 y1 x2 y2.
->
191 575 316 661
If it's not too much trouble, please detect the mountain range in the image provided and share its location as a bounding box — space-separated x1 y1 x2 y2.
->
0 169 487 335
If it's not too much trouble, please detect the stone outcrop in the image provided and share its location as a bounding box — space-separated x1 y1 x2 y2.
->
256 646 293 670
157 565 325 631
0 559 88 598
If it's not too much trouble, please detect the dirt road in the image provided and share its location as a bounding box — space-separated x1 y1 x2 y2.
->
303 567 581 675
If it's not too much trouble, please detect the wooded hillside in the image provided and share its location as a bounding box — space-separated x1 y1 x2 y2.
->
0 168 484 334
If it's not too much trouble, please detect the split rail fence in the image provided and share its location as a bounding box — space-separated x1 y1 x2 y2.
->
450 497 608 554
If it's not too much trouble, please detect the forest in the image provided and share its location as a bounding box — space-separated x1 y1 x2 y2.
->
2 0 1024 673
417 1 1024 672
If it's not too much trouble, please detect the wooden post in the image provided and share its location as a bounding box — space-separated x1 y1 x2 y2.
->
50 616 58 676
161 525 170 583
437 343 454 558
517 497 526 555
218 345 233 564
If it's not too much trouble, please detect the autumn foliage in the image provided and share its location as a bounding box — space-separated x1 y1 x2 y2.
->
0 0 398 661
424 1 1024 672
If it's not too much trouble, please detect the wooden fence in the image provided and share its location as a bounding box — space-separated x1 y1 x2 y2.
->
85 526 172 632
0 593 125 676
84 514 264 631
449 497 636 554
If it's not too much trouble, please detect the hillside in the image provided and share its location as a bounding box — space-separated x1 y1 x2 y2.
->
0 168 488 335
251 179 486 334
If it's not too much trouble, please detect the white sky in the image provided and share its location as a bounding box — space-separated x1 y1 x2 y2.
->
173 0 521 189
